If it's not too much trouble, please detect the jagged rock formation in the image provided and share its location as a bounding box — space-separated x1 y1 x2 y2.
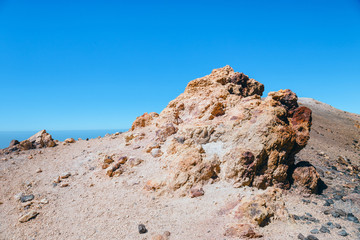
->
1 130 56 153
128 66 317 195
19 130 56 150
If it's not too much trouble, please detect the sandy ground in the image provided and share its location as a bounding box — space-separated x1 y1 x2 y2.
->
0 98 359 240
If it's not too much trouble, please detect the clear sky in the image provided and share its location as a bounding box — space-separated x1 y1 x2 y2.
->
0 0 359 131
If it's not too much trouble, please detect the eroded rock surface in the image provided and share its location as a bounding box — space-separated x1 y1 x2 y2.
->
127 66 315 195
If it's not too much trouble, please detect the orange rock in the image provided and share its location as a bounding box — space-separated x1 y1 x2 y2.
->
224 223 262 238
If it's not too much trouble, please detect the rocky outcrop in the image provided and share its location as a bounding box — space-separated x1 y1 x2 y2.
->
9 140 19 148
2 130 56 152
127 66 316 195
19 130 56 150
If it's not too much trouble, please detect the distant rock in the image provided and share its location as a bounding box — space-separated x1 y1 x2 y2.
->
9 140 19 148
17 130 56 150
64 138 75 143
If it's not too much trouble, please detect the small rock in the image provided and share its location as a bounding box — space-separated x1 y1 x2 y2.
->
54 176 61 183
19 210 39 223
103 156 114 164
331 212 340 218
320 226 330 233
151 148 163 158
189 188 205 198
36 168 42 173
128 157 143 167
102 163 110 169
138 224 147 234
347 213 359 223
20 194 34 203
337 230 348 237
60 172 71 179
310 229 319 234
323 199 334 206
151 235 165 240
118 156 128 164
60 183 69 187
297 233 306 240
39 198 48 204
334 223 342 229
326 222 334 229
224 223 263 238
334 209 346 217
64 138 75 143
307 235 319 240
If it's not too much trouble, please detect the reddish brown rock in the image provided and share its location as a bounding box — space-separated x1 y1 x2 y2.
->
103 156 114 164
189 187 204 198
224 223 263 239
292 162 320 194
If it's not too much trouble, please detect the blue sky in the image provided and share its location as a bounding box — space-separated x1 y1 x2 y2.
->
0 0 359 131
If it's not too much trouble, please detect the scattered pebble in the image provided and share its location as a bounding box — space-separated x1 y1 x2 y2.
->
307 235 319 240
337 230 348 237
150 148 162 158
39 198 48 204
138 224 147 234
347 213 359 223
297 233 306 240
189 188 205 198
104 156 114 164
36 168 42 173
60 172 71 179
320 225 330 233
19 210 39 223
310 229 319 234
60 183 69 187
20 194 34 203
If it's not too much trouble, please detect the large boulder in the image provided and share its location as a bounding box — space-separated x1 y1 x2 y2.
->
128 66 315 195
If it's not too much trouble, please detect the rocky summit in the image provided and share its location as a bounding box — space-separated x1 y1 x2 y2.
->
129 66 316 195
1 66 359 240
